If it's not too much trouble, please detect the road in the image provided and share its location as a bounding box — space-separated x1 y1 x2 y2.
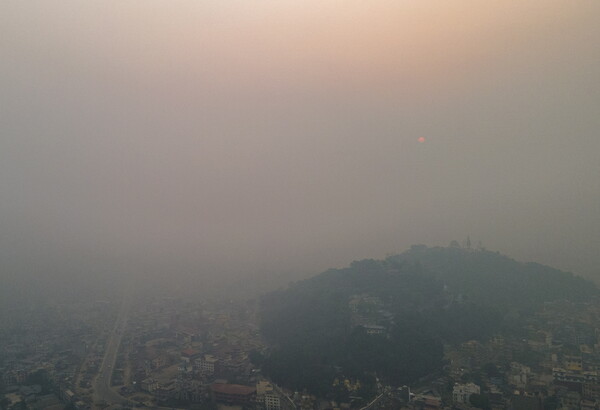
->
92 294 133 409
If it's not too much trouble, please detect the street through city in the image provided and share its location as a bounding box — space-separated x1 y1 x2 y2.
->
92 294 133 409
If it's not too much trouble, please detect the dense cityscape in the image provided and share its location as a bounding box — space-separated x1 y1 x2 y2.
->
3 247 600 410
2 2 599 410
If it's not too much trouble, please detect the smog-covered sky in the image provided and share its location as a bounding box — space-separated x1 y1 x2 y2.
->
1 1 599 294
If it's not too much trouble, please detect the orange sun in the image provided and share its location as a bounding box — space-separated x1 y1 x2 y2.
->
418 137 426 143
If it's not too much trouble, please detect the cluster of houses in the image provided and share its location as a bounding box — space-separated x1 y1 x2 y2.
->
7 291 600 409
0 299 119 409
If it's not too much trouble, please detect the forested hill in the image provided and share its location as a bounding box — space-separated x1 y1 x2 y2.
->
385 245 596 310
258 245 597 396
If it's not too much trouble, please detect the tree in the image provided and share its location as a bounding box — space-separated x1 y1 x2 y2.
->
482 363 501 378
248 349 265 366
469 393 490 409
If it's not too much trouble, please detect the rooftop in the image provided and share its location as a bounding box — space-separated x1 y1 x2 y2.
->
211 383 256 396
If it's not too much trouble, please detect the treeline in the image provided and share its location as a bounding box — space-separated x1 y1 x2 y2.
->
389 245 597 310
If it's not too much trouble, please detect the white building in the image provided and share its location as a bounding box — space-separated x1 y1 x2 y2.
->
200 354 218 375
256 381 282 410
141 378 159 393
265 393 281 410
453 383 480 404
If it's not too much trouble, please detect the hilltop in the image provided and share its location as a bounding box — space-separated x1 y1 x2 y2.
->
257 245 597 396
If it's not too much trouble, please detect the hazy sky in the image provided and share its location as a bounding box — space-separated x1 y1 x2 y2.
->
1 1 599 293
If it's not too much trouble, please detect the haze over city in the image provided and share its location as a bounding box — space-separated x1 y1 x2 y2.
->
1 1 599 299
4 3 600 410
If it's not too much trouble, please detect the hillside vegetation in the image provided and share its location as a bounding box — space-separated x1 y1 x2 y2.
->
258 245 597 396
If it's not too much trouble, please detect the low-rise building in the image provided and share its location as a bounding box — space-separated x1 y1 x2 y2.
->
452 383 480 405
199 354 218 375
210 383 256 405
